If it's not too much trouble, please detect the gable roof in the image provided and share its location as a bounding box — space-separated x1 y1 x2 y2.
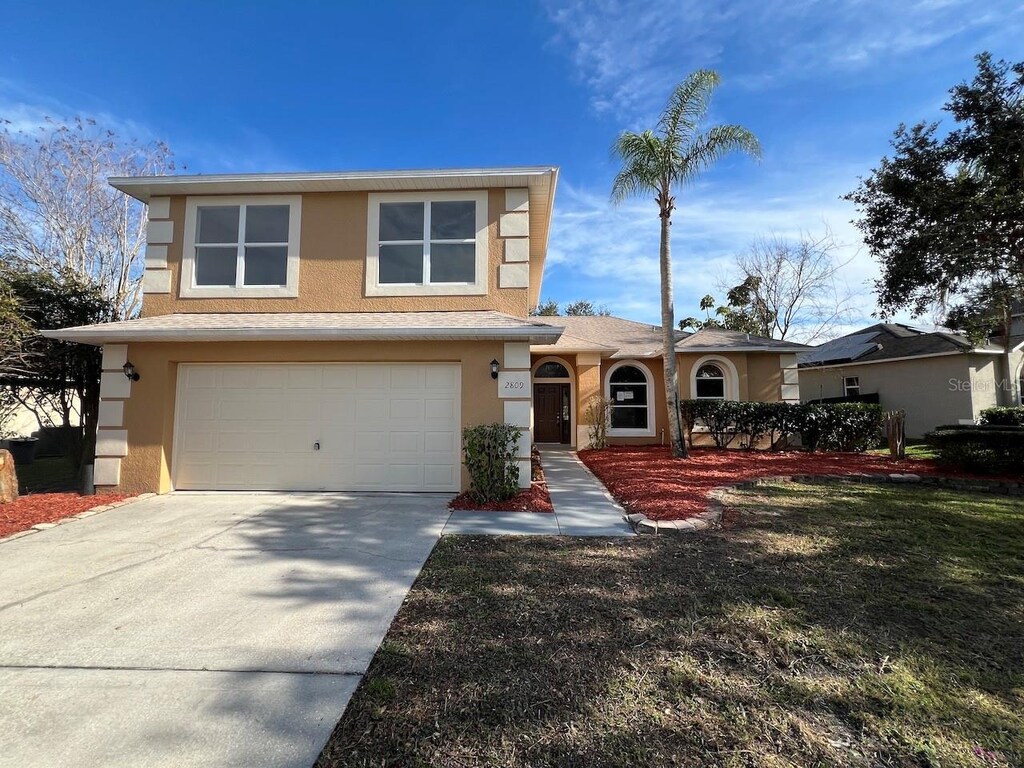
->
531 316 808 358
799 323 1001 367
676 327 809 352
533 316 665 358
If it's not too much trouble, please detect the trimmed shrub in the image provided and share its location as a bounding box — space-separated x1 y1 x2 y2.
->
926 425 1024 474
732 401 774 449
678 400 883 453
462 423 522 504
979 406 1024 427
797 402 884 452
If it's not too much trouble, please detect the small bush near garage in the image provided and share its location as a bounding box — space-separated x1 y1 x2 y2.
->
980 406 1024 426
926 425 1024 474
462 423 521 504
679 400 883 452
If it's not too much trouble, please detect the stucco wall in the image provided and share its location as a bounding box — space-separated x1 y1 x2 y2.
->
798 354 987 437
142 189 528 317
544 350 792 449
111 340 508 495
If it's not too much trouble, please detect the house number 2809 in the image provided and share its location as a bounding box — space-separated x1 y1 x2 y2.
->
503 380 525 390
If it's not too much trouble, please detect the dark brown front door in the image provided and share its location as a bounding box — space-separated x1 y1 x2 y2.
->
534 383 569 443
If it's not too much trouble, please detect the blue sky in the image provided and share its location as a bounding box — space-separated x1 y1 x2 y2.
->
2 0 1021 336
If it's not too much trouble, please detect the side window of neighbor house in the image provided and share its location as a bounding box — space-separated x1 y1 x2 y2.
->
843 376 860 397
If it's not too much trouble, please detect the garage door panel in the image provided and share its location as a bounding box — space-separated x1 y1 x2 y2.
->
356 367 388 389
424 398 455 420
175 363 460 491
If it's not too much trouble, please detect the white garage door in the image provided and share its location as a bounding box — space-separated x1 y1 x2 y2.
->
173 363 461 492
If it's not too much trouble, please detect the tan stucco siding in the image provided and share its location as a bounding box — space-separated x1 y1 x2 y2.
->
112 340 507 495
798 354 985 437
142 189 528 317
676 352 786 402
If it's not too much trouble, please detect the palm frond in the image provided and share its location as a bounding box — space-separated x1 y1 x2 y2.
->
660 69 721 145
610 130 664 204
672 124 762 188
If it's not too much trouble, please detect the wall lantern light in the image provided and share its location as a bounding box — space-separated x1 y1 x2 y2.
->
123 361 140 382
490 359 500 380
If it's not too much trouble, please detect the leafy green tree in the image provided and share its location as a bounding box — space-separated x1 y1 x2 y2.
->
612 70 761 457
680 277 774 336
531 299 560 316
530 299 612 316
0 268 116 471
564 300 611 316
846 52 1024 404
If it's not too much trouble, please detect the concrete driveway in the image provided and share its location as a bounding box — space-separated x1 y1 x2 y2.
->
0 492 451 768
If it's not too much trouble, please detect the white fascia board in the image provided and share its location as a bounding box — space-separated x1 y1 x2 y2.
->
42 325 564 346
109 166 558 203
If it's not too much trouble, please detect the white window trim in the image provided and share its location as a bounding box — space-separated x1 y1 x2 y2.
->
843 376 861 397
689 355 739 401
532 356 576 446
366 190 488 297
605 359 655 437
181 195 301 298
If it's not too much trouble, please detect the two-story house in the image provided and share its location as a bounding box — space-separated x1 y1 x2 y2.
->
46 166 806 497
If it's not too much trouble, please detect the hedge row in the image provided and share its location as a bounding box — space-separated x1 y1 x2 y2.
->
925 425 1024 475
679 400 884 453
979 406 1024 427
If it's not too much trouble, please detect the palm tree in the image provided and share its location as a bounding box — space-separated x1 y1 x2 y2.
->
612 70 761 458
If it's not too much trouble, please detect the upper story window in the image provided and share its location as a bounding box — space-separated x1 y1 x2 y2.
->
366 191 488 297
843 376 860 397
181 195 301 298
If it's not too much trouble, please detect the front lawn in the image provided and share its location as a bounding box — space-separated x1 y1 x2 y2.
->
578 445 1008 521
317 482 1024 768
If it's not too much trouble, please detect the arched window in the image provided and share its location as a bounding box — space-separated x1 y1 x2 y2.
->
606 362 653 435
694 364 726 399
535 361 570 379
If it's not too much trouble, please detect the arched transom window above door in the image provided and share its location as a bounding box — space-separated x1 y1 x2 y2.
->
535 361 570 379
606 361 654 436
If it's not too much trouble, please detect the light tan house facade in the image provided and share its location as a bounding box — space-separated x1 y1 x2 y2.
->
799 323 1022 438
46 166 807 497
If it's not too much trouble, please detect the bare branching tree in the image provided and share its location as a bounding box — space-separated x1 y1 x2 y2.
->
0 117 175 319
729 231 857 343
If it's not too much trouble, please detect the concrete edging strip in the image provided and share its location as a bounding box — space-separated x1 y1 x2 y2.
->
0 493 155 545
624 473 1024 535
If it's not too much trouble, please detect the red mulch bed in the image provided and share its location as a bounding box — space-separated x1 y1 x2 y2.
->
578 446 1016 521
0 493 129 538
449 449 554 513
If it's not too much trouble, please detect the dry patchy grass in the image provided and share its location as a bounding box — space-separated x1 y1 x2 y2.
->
317 483 1024 768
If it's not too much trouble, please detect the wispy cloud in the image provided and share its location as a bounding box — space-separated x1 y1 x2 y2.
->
544 0 1021 120
546 175 891 338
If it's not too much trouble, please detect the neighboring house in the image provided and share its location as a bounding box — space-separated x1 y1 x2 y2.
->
529 318 806 447
799 323 1023 438
45 166 804 497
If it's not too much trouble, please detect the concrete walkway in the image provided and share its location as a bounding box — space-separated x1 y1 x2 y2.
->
442 449 633 537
